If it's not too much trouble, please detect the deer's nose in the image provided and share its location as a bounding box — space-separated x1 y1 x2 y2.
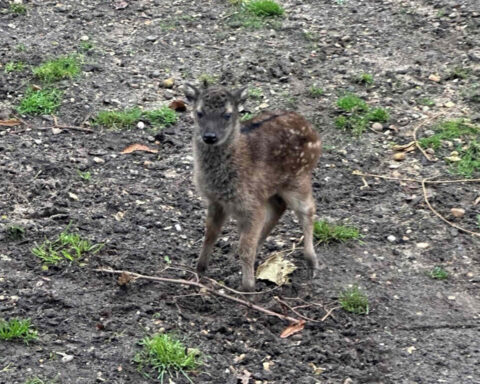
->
203 132 217 144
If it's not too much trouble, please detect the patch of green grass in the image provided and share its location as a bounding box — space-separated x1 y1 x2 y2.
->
94 107 143 129
33 56 81 82
337 94 368 112
428 266 448 280
339 286 369 315
246 0 284 17
77 170 91 181
15 43 26 52
32 226 103 265
0 318 37 343
4 61 25 73
355 73 374 85
134 333 202 383
240 112 253 122
17 88 62 115
418 97 435 107
335 93 389 135
452 140 480 178
6 225 25 240
9 3 27 14
446 66 469 80
79 41 94 52
313 220 361 243
418 119 479 150
94 106 177 130
366 108 389 122
143 107 178 128
248 87 263 99
308 85 324 98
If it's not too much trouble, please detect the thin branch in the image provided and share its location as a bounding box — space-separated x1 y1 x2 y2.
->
321 306 340 322
274 296 323 323
353 170 480 185
93 268 302 324
421 178 480 237
412 112 444 162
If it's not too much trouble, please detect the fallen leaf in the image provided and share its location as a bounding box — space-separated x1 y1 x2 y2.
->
117 272 133 286
169 99 187 112
428 74 441 82
237 369 251 384
0 119 21 127
308 362 325 375
121 143 158 154
256 253 297 286
163 77 175 88
280 320 305 338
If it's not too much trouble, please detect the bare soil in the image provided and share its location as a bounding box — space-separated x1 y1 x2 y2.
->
1 0 479 383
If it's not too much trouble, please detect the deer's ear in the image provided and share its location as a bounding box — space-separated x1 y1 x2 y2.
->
233 87 248 105
184 83 199 102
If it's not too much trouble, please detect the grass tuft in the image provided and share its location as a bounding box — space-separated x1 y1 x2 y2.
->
339 286 369 314
134 333 201 383
246 0 284 17
308 85 324 98
33 56 81 82
418 119 478 150
7 225 25 240
94 106 177 130
9 3 27 14
428 266 448 280
0 318 38 343
355 73 374 85
335 93 389 135
313 220 361 243
17 88 62 115
32 226 103 265
4 61 25 73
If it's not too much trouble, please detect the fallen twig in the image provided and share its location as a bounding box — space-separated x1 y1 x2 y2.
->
412 112 444 162
274 296 323 323
421 178 480 237
94 267 302 324
353 171 480 237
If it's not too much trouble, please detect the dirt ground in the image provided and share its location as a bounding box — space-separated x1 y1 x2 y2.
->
1 0 479 383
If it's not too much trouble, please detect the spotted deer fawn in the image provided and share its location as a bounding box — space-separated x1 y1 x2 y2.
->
184 83 322 291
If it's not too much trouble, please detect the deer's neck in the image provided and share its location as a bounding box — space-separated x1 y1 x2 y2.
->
194 138 239 202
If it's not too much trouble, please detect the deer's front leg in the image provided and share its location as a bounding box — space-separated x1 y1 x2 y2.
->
197 202 226 275
237 207 266 292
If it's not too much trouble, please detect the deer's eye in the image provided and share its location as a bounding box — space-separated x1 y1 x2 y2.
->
223 113 232 120
197 111 204 119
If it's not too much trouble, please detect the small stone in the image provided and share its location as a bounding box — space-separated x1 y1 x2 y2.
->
51 127 62 135
468 49 480 62
137 121 145 129
425 148 435 155
68 192 79 201
146 35 158 42
387 235 396 243
444 101 455 108
93 156 105 164
450 208 465 218
61 354 74 363
175 224 182 232
163 78 175 88
80 35 89 41
372 122 383 131
393 152 406 161
428 74 441 82
416 242 430 249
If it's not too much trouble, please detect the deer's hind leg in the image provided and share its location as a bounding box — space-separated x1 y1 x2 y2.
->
257 195 287 251
280 179 319 274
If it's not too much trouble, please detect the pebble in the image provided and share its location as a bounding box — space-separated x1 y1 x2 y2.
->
372 122 383 131
51 127 62 135
175 224 182 232
163 78 175 88
387 235 396 243
137 121 145 129
444 101 455 108
93 157 105 164
450 208 465 218
428 74 441 82
416 242 430 249
393 152 406 161
80 35 89 41
146 35 158 42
